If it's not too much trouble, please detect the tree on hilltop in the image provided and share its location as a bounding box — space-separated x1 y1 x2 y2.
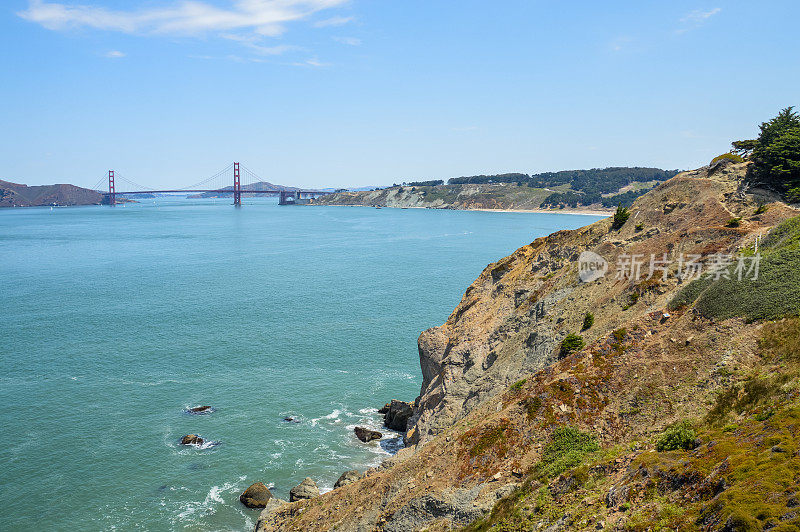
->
739 107 800 199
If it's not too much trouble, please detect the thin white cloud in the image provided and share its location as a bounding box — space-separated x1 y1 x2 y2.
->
313 15 353 27
293 57 329 67
103 50 125 58
18 0 349 36
333 36 360 46
220 33 301 55
680 7 722 24
451 126 478 132
676 7 721 33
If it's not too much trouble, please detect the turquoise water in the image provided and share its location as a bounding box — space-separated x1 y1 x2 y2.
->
0 199 600 531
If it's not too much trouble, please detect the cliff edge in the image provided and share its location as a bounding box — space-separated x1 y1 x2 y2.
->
257 161 800 531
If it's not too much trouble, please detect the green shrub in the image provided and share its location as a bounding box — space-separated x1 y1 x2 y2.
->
509 379 527 392
611 204 631 230
711 152 744 165
788 187 800 203
727 217 743 227
635 223 644 231
754 203 768 215
656 421 697 451
534 426 599 480
560 334 585 357
581 312 594 331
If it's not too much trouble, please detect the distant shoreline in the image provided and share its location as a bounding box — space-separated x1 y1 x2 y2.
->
311 203 612 217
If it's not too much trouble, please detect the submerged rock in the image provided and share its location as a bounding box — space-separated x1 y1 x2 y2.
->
283 416 300 423
180 434 204 446
383 400 414 432
289 477 319 502
354 426 382 443
240 482 273 508
187 405 213 414
334 470 362 488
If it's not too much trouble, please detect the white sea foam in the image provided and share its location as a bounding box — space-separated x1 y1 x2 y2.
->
310 408 342 426
176 475 246 522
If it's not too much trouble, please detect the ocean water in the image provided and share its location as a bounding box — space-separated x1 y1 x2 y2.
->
0 198 601 531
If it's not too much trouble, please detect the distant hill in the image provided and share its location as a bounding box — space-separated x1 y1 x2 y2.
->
315 166 682 211
0 180 103 207
188 181 306 198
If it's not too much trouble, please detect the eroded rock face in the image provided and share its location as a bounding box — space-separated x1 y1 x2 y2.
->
383 400 413 432
334 470 362 488
240 482 273 508
354 427 382 443
289 477 319 502
180 434 204 445
383 486 489 532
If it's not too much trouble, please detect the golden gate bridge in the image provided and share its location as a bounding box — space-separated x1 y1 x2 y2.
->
90 162 331 206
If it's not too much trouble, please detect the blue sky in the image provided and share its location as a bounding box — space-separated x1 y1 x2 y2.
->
1 1 798 189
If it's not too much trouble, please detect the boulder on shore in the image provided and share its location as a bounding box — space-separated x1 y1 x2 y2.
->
180 434 204 445
240 482 273 508
187 405 213 414
383 400 414 432
289 477 319 502
334 470 362 488
354 426 382 443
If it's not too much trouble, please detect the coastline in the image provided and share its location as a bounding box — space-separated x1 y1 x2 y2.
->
310 203 612 217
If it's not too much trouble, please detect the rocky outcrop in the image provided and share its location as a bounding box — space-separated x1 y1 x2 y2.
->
254 498 289 532
382 486 488 531
354 427 382 443
334 470 362 488
289 477 319 502
383 400 413 432
240 482 273 508
180 434 204 445
187 405 212 414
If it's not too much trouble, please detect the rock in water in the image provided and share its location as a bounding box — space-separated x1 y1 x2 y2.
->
378 402 391 414
240 482 273 508
383 400 414 432
180 434 204 445
289 477 319 502
354 426 382 443
188 405 212 414
334 470 362 488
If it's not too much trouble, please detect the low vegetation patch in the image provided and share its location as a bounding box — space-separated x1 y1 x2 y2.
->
655 421 697 451
581 312 594 331
560 334 585 357
533 426 600 481
668 215 800 321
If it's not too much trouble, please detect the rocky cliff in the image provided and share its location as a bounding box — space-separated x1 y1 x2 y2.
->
256 160 800 531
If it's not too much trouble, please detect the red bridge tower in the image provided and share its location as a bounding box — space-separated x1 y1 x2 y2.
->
108 170 116 206
233 162 241 206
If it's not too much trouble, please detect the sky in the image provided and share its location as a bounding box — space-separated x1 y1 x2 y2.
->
1 0 798 189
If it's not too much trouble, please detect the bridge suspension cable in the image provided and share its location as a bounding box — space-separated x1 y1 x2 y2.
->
90 173 109 192
178 162 234 191
115 173 156 192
